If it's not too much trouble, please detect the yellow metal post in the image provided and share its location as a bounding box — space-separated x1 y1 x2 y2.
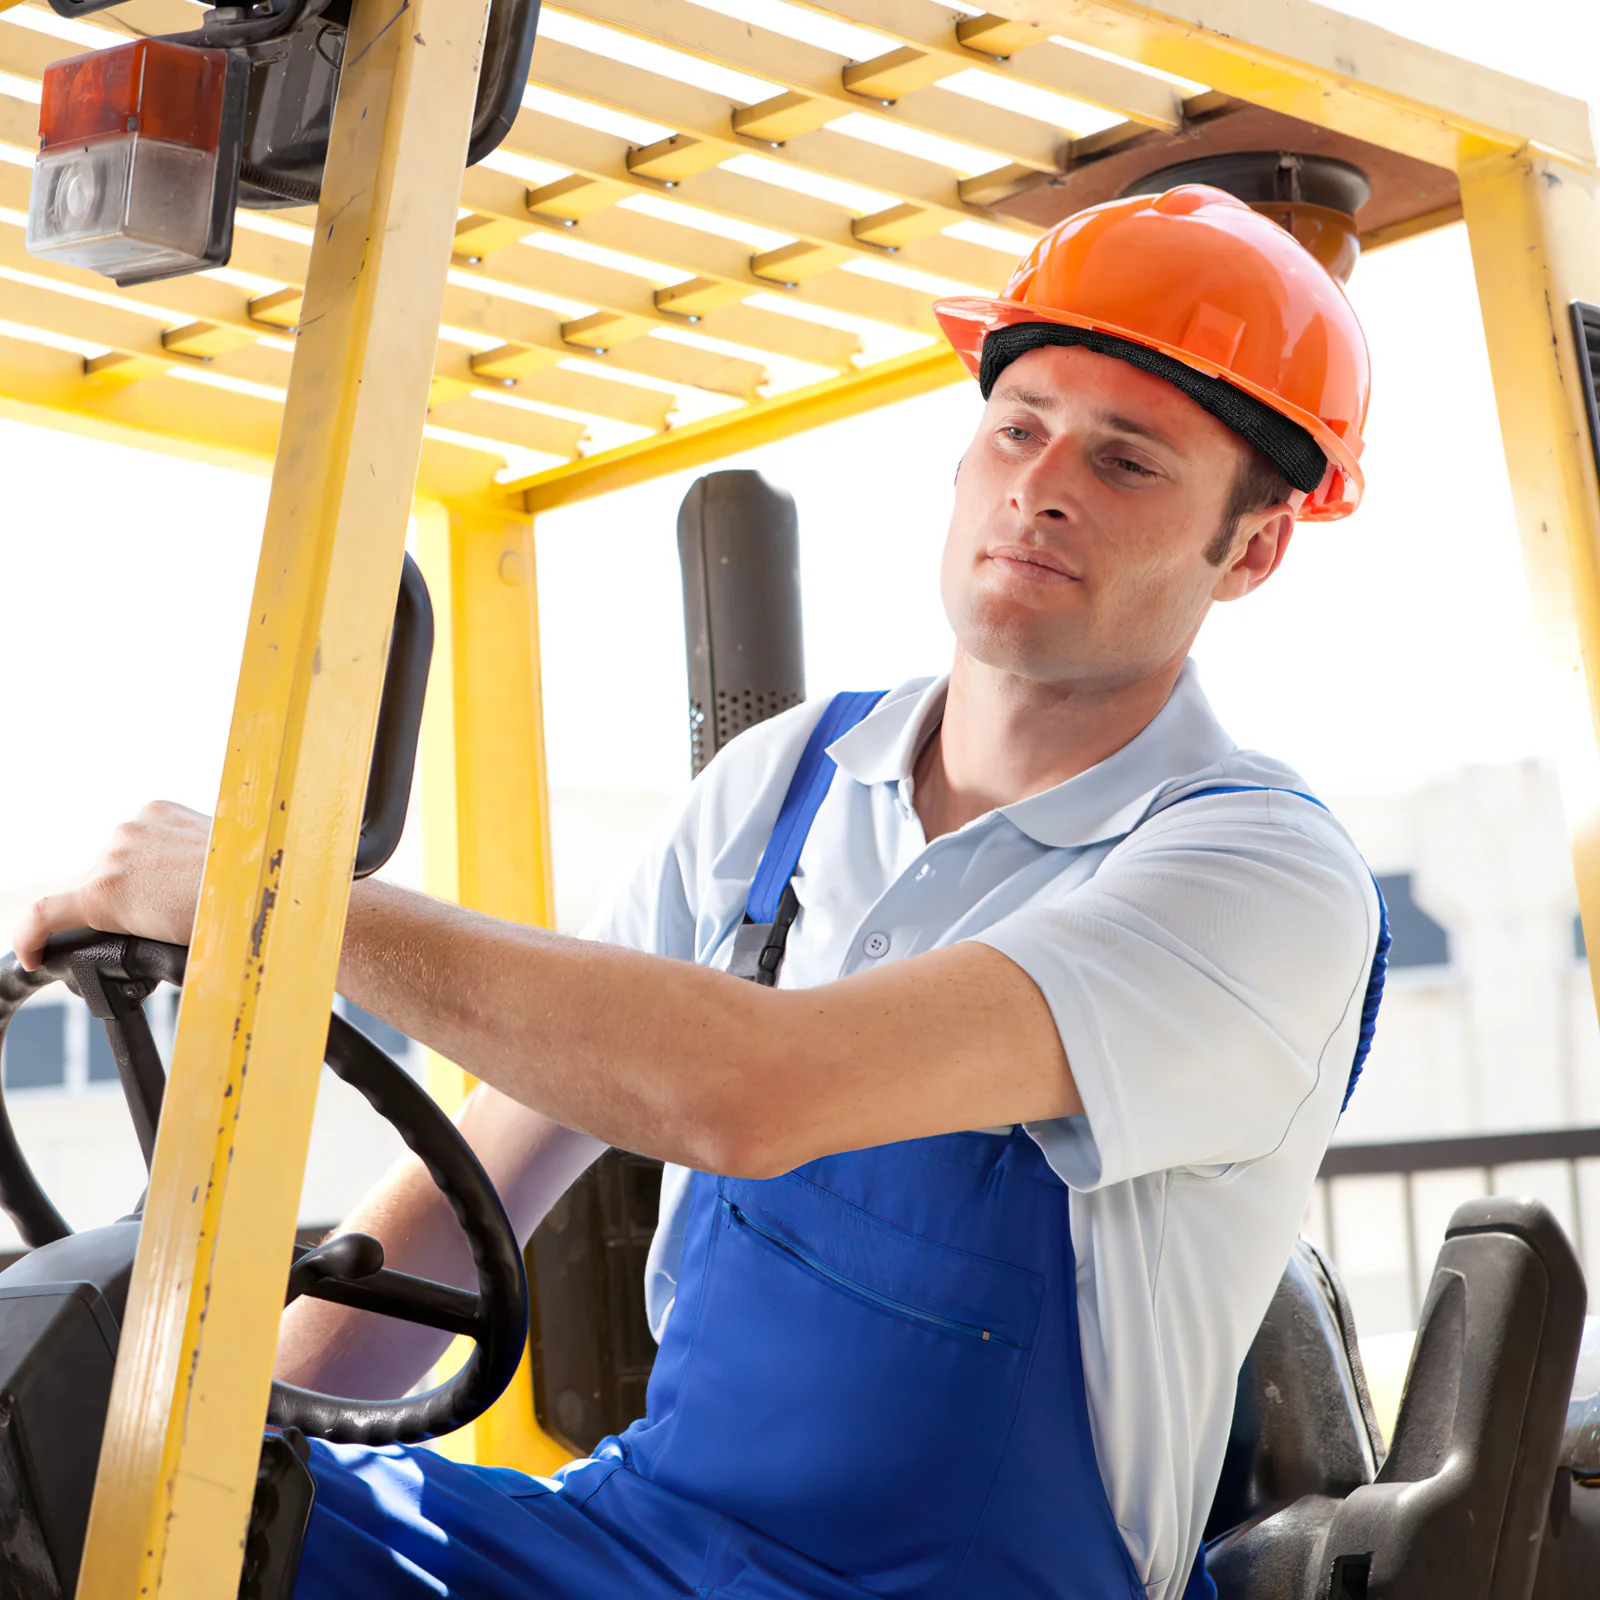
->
1458 147 1600 1013
416 496 572 1476
73 0 493 1590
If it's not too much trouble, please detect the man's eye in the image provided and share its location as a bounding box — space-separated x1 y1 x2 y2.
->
1108 455 1158 478
1001 426 1033 443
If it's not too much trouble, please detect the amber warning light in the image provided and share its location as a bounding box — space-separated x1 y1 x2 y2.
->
26 39 247 285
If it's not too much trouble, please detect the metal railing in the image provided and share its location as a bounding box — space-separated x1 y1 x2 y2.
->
1317 1126 1600 1324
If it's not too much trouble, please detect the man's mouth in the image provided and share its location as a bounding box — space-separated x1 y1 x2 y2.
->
984 544 1082 583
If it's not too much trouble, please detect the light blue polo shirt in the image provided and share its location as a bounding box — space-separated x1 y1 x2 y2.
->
584 661 1379 1600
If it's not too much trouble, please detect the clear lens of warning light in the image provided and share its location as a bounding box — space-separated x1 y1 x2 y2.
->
29 138 220 280
25 39 244 286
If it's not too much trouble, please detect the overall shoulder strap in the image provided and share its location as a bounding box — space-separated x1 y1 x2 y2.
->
1149 783 1391 1113
746 690 886 922
730 690 886 986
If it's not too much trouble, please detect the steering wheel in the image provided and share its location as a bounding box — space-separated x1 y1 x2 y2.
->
0 929 530 1446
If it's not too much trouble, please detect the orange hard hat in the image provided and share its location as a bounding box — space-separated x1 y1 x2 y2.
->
933 185 1370 520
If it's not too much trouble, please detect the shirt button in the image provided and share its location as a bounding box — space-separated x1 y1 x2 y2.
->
863 931 891 959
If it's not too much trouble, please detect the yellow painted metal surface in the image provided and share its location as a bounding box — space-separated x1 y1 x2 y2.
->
71 0 494 1588
999 0 1594 171
416 496 572 1476
1457 146 1600 1014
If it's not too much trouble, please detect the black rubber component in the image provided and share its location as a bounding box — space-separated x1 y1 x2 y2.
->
0 1278 120 1593
354 552 434 880
1314 1197 1583 1599
269 1013 529 1442
1205 1198 1588 1598
239 161 322 206
1123 153 1372 219
467 0 543 168
0 933 184 1247
239 1429 316 1600
0 958 71 1248
233 20 344 211
1572 304 1600 498
0 931 528 1446
527 1152 662 1454
42 0 125 17
1204 1238 1382 1550
677 470 806 777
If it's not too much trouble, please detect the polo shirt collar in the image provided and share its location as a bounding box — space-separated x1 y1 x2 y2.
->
827 659 1236 849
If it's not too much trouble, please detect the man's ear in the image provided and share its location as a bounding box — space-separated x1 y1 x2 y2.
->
1215 508 1294 601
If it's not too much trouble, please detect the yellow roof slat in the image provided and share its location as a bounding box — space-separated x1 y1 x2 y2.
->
497 104 1034 272
527 35 987 229
457 161 947 344
549 0 1071 165
783 0 1186 129
481 362 677 430
1011 0 1594 172
424 389 590 457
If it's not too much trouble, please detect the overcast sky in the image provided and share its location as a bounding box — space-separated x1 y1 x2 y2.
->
1 0 1597 908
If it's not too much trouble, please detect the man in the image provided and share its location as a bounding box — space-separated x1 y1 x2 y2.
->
15 185 1381 1600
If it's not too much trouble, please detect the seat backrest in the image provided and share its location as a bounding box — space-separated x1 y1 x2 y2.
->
1319 1197 1587 1597
1204 1236 1383 1542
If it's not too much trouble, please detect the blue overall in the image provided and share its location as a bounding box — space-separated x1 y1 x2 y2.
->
294 693 1389 1600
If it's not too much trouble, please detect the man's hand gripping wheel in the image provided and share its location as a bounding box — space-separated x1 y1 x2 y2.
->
0 929 530 1445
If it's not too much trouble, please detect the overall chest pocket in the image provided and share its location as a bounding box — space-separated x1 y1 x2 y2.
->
649 1172 1045 1594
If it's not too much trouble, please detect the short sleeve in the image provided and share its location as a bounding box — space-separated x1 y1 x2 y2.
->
973 792 1377 1190
579 795 699 959
581 698 838 962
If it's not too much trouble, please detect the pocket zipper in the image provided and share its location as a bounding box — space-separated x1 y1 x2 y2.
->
721 1197 1019 1349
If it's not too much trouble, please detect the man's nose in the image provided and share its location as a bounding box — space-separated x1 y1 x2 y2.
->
1008 437 1080 524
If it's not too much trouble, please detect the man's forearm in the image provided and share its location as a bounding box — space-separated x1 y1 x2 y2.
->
338 878 777 1174
10 801 1080 1178
337 878 1080 1180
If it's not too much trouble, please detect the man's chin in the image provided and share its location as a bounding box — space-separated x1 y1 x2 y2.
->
954 615 1089 685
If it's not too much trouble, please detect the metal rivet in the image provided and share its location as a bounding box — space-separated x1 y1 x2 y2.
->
592 347 608 355
687 314 700 322
664 180 677 188
501 378 515 388
466 255 482 265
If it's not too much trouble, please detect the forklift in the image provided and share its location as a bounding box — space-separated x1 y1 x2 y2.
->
0 0 1597 1595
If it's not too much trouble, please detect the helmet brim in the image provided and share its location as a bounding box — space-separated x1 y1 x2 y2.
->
933 296 1364 520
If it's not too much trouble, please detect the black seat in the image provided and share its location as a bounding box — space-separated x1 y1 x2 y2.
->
1209 1197 1593 1599
1203 1237 1384 1593
1204 1238 1383 1541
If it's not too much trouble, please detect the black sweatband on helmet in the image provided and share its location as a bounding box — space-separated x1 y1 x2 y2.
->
977 321 1328 495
